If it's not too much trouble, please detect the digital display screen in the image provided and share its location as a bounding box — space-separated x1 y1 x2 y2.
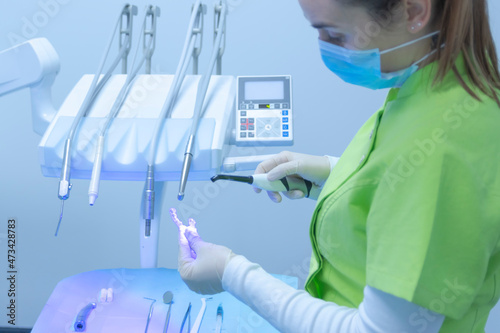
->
244 81 284 101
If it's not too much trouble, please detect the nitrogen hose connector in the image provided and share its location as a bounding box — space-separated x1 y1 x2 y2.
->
143 165 155 237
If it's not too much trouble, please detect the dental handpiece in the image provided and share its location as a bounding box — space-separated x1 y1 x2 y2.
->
88 136 105 206
58 138 73 201
74 302 96 332
55 138 73 236
143 165 155 237
211 173 321 199
178 135 195 201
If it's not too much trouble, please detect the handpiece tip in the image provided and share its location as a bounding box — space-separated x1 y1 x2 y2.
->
89 194 97 206
55 199 65 237
177 193 184 201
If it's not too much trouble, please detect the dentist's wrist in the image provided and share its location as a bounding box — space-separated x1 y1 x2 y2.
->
325 155 340 172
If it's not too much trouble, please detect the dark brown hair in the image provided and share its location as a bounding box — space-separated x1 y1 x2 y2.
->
342 0 500 105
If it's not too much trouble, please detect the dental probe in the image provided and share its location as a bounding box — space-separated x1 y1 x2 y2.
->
211 174 322 199
144 297 157 333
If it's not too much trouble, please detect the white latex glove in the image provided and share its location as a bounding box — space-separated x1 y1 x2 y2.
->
170 208 235 295
254 151 332 203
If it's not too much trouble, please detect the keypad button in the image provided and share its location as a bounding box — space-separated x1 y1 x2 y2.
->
249 132 255 138
240 132 247 138
240 104 247 110
240 118 247 123
283 103 289 109
240 125 247 131
240 111 247 117
283 132 289 138
282 117 289 123
249 104 254 109
249 118 255 124
282 110 288 116
283 124 289 130
249 125 255 131
275 104 280 108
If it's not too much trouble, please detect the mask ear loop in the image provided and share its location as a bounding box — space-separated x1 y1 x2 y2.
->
413 48 439 67
380 31 441 55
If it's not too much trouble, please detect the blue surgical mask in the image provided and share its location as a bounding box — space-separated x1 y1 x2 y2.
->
319 31 440 89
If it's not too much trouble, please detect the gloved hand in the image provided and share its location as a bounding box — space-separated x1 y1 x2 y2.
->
170 208 235 295
254 151 332 203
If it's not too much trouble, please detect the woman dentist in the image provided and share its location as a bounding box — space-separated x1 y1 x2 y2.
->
170 0 500 331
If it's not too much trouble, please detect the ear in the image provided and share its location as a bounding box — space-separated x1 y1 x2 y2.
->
405 0 433 34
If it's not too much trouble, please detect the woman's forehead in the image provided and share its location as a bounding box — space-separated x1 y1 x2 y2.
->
299 0 370 30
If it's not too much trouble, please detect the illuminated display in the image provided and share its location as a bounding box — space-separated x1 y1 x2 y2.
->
244 81 284 101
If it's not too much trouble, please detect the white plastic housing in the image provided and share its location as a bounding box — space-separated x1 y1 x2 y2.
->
0 38 59 135
38 74 236 181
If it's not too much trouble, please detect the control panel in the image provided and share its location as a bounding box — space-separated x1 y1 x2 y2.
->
236 76 293 146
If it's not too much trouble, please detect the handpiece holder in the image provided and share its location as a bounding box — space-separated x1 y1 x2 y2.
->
0 38 59 136
191 4 207 75
143 5 161 74
119 4 139 74
214 2 227 75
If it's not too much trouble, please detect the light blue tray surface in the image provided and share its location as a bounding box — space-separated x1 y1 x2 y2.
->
32 268 297 333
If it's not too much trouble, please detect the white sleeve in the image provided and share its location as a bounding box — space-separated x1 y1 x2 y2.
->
325 155 340 172
222 255 445 333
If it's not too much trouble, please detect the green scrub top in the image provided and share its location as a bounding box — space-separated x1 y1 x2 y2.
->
305 56 500 332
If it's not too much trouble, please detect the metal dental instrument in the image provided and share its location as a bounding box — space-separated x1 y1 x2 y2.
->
144 0 205 236
56 4 137 235
144 297 157 333
74 302 97 332
211 173 321 198
190 297 210 333
162 291 173 333
54 197 67 236
215 303 223 333
178 0 228 201
143 165 155 237
180 302 192 333
88 6 160 206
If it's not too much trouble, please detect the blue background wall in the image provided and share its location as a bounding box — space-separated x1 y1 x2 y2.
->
0 0 499 329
